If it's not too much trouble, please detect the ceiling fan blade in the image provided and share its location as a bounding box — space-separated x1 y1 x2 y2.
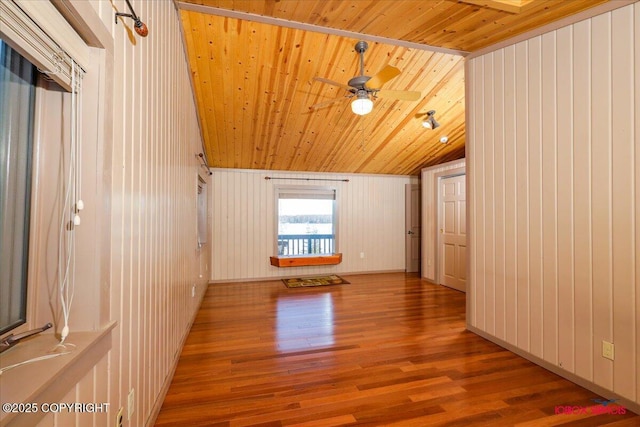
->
377 89 422 101
365 65 401 89
313 76 352 91
309 96 346 111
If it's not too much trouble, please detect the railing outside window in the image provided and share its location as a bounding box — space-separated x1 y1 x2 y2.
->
277 234 334 255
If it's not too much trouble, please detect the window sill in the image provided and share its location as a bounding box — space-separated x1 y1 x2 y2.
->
0 322 115 427
270 253 342 267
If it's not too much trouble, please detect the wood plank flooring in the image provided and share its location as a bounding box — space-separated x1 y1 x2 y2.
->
155 273 639 426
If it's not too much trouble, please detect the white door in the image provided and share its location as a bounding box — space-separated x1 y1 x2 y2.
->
439 175 466 292
405 184 421 273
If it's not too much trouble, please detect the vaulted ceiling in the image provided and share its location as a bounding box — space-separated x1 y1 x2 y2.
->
176 0 608 175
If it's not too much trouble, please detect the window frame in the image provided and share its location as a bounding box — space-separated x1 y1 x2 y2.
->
0 68 73 342
197 174 208 247
274 185 339 257
0 0 91 341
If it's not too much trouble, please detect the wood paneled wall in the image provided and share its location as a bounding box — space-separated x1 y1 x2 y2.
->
31 1 209 426
467 2 639 406
420 159 466 282
103 1 209 425
210 169 416 281
33 354 110 426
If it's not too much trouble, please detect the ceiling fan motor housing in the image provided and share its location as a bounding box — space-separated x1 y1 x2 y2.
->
348 75 372 90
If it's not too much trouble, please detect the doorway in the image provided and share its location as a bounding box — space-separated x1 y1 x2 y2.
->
438 174 466 292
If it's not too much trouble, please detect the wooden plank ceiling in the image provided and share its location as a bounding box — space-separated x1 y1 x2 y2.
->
177 0 608 175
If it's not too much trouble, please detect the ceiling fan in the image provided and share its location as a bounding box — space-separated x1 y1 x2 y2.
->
310 41 422 115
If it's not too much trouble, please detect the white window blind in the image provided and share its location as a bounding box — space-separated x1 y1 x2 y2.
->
277 188 336 200
0 0 89 91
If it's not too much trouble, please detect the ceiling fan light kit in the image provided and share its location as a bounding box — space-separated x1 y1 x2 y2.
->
351 90 373 115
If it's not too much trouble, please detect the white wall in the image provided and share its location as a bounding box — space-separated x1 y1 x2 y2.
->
467 2 639 407
210 168 416 281
421 159 466 282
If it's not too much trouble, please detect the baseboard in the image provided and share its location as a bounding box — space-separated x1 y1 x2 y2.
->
467 325 640 415
145 290 207 426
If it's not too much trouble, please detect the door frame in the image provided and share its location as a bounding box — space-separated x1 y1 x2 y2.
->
433 166 466 285
405 183 421 273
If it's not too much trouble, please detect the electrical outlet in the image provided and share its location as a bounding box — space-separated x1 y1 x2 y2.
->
127 388 135 420
360 252 365 259
602 340 614 360
191 284 196 297
115 407 123 427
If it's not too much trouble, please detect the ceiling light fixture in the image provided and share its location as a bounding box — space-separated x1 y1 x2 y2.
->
422 110 440 129
351 90 373 115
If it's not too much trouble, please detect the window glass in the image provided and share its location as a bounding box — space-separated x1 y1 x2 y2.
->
277 188 336 256
0 40 37 334
197 176 207 246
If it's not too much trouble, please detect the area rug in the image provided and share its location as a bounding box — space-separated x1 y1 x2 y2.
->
282 275 349 288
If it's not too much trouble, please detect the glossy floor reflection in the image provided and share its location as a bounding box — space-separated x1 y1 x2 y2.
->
156 273 640 426
276 292 334 351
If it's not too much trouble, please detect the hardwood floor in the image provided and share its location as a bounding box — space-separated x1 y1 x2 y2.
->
155 273 638 426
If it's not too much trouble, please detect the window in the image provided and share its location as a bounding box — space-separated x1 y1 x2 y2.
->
0 41 37 334
1 0 89 342
197 175 207 247
276 187 337 256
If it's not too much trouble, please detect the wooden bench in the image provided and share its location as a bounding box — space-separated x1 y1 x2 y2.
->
269 253 342 267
